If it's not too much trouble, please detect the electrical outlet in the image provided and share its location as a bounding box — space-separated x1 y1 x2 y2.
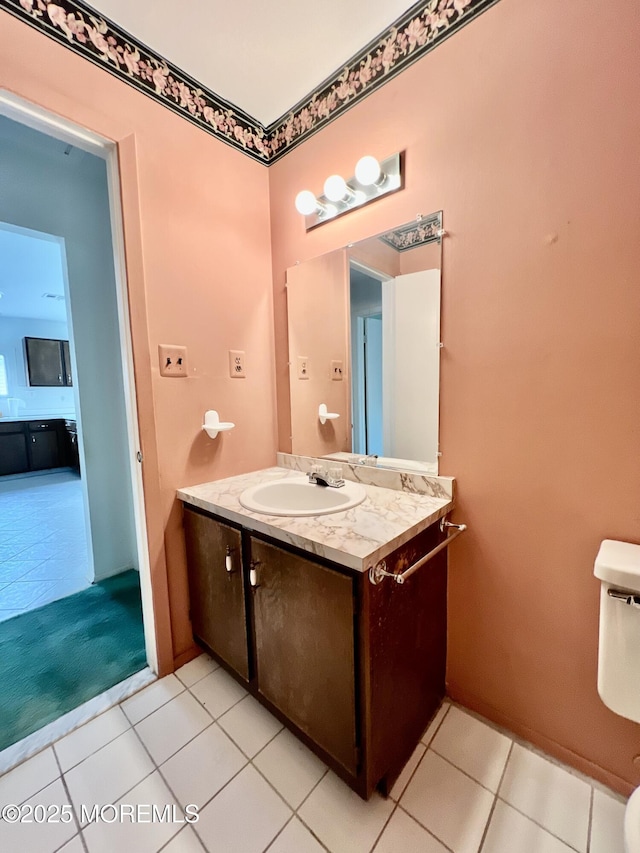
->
331 360 344 381
297 356 310 379
229 350 246 378
158 344 188 377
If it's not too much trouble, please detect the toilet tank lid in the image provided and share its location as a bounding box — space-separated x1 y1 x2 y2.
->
594 539 640 586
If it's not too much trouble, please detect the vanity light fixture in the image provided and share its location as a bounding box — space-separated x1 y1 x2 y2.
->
295 152 403 230
323 174 354 203
354 155 384 187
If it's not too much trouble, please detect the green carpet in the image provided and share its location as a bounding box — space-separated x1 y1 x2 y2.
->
0 569 146 752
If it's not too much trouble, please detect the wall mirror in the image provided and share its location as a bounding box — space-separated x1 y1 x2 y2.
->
285 211 443 474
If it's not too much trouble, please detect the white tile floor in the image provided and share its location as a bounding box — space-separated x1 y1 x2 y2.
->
0 472 90 621
0 654 627 853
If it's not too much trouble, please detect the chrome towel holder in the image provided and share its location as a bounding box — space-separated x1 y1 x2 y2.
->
368 517 467 585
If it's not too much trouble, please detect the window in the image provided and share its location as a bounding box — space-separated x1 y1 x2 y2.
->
0 355 7 397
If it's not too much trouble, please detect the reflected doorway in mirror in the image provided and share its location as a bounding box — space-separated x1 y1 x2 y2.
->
285 212 443 473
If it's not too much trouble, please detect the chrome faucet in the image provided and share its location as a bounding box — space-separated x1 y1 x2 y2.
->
359 454 378 466
308 465 345 488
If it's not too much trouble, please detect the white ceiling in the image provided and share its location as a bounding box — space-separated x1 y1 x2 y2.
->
0 225 69 324
88 0 418 126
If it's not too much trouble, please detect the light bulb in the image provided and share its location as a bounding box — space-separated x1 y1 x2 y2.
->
323 174 349 202
295 190 318 216
353 190 367 205
355 155 382 186
323 204 338 218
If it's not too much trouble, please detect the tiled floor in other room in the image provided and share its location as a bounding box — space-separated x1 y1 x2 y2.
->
0 471 90 622
0 653 626 853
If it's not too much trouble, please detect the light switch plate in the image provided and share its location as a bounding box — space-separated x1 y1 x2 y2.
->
158 344 188 377
331 360 344 381
229 350 246 378
297 356 310 379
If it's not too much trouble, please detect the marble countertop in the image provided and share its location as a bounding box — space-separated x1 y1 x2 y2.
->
178 467 453 572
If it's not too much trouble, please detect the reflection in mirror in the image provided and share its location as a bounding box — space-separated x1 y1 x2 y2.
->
285 212 442 474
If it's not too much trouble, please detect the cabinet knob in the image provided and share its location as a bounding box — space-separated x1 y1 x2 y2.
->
225 545 235 573
58 374 63 383
249 562 260 589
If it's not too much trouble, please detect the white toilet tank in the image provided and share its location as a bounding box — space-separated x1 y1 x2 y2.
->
595 539 640 722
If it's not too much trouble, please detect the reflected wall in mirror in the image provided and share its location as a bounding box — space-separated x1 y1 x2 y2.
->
285 212 442 474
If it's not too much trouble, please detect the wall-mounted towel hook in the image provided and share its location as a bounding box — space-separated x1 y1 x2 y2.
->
318 403 339 425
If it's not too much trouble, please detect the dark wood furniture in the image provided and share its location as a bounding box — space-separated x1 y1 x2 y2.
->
0 421 29 476
24 337 73 387
64 420 80 474
182 504 447 799
0 419 70 476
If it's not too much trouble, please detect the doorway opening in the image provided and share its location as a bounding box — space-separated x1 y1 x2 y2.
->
0 225 92 617
349 265 385 456
0 96 157 753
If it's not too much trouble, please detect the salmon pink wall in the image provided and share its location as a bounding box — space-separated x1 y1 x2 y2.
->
269 0 640 793
287 251 351 457
0 12 277 670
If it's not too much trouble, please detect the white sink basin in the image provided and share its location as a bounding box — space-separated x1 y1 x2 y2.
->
239 477 366 517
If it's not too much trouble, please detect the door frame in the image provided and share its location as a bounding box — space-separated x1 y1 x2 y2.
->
0 90 160 673
348 259 391 457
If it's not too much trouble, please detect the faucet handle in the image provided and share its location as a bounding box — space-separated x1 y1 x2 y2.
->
327 465 341 482
308 462 325 484
326 465 345 487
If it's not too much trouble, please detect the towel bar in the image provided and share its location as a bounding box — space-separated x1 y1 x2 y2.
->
368 517 467 585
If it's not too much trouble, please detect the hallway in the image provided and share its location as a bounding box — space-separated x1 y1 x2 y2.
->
0 471 90 621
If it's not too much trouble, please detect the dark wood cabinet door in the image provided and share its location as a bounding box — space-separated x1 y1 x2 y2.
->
250 537 358 774
183 509 249 680
0 427 29 475
25 338 65 386
62 341 73 386
28 427 60 470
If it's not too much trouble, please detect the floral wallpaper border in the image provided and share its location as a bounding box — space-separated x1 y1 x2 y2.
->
379 211 443 252
0 0 501 164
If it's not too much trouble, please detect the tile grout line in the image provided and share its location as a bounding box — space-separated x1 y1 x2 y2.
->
185 677 249 726
429 746 505 796
388 701 452 807
478 739 513 853
286 767 334 853
421 702 451 747
192 696 284 765
395 804 456 853
155 747 250 851
368 801 399 852
125 714 213 850
492 794 586 853
250 750 321 817
120 682 188 727
494 740 514 799
7 748 63 808
155 823 207 853
477 794 498 853
52 746 90 853
586 786 594 853
260 813 297 853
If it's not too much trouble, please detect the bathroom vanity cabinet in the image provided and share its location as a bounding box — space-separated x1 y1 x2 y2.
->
182 504 448 799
